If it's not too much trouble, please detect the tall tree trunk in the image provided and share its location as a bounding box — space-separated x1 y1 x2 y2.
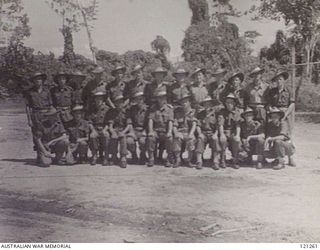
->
61 26 75 67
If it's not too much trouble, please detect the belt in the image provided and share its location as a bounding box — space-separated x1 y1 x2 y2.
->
57 106 71 111
134 127 144 131
31 107 52 113
249 103 266 108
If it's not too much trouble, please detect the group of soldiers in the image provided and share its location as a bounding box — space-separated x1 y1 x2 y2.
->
23 63 296 170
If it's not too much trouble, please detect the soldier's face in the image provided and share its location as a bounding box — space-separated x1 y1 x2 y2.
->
58 76 67 86
115 70 124 81
175 74 185 82
180 98 190 109
232 77 241 89
134 70 143 80
73 112 82 122
276 76 285 88
270 113 281 123
225 98 236 111
157 95 167 106
244 113 254 123
195 72 205 82
132 95 144 106
114 99 124 108
34 77 43 88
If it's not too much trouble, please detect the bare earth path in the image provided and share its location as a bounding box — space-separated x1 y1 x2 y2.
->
0 106 319 242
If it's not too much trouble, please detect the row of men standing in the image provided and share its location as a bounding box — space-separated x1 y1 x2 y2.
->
23 63 296 170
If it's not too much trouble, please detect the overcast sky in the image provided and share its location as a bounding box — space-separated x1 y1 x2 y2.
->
23 0 285 60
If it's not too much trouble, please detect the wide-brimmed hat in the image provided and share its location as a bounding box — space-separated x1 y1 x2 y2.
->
224 93 238 102
30 72 47 81
131 90 144 99
211 67 226 76
131 64 144 75
172 68 189 77
43 107 58 116
228 72 244 84
154 89 167 97
93 91 106 97
249 67 265 77
271 71 289 82
190 68 206 78
92 66 104 74
52 71 70 83
268 106 285 119
241 107 254 119
111 65 126 76
72 105 84 112
114 94 124 102
151 66 168 76
200 96 214 104
70 70 86 79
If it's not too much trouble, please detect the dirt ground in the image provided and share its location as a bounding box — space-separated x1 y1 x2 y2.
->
0 103 319 243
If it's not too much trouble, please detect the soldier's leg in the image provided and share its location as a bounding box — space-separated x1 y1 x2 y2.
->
126 135 138 163
118 133 128 168
272 139 291 170
77 141 89 163
249 137 265 169
137 132 147 164
163 134 174 168
195 133 206 169
146 133 157 167
172 133 183 168
89 133 99 165
208 135 220 170
229 135 241 169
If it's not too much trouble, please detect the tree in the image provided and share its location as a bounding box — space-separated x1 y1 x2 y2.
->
188 0 209 25
250 0 320 84
47 0 99 64
150 35 171 69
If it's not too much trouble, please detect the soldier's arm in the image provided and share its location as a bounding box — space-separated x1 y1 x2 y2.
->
284 102 295 119
167 120 173 137
148 118 154 136
189 120 197 138
46 133 68 147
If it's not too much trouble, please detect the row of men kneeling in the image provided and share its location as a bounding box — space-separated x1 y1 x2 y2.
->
31 86 296 171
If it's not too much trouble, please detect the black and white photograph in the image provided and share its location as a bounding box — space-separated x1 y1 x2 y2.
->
0 0 319 245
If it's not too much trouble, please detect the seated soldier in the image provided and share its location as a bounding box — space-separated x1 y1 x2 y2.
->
196 96 223 170
33 108 75 167
65 105 90 164
86 91 110 166
240 107 265 169
106 92 131 168
70 70 86 106
147 89 174 167
126 89 149 164
172 89 197 168
218 93 242 169
264 107 296 170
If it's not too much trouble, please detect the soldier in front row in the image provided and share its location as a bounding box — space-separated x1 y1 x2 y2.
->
172 89 197 168
147 89 174 167
65 105 90 164
86 91 110 166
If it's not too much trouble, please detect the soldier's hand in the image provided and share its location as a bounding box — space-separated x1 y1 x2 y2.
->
233 135 241 142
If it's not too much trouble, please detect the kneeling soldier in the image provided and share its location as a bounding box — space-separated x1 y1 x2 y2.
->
196 96 223 170
172 90 197 168
147 89 174 167
106 92 131 168
218 93 242 169
264 107 296 170
126 89 149 164
65 105 90 164
240 107 265 169
34 108 74 167
87 91 110 166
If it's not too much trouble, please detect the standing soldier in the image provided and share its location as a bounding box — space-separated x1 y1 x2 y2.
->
168 68 190 105
207 67 227 105
264 107 296 170
126 88 149 164
124 64 148 100
147 88 174 167
82 66 106 113
70 70 86 106
144 66 168 108
172 89 197 168
220 72 246 110
106 64 128 108
24 72 53 162
33 108 75 167
267 70 295 136
218 93 242 169
240 107 265 169
50 72 74 125
106 92 131 168
189 68 209 110
65 105 90 164
244 67 269 123
87 91 110 166
196 96 223 170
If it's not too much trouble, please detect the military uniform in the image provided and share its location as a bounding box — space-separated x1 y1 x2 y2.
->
240 107 265 167
65 106 90 163
34 108 74 167
147 90 174 167
126 91 149 163
50 84 74 123
145 66 168 107
265 107 295 169
86 92 110 165
168 80 190 105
